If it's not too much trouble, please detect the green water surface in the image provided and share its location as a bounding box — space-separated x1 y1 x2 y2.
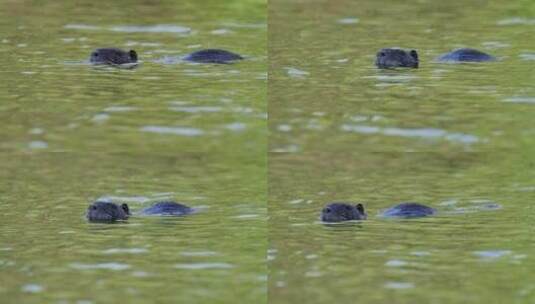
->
0 1 266 303
269 0 535 303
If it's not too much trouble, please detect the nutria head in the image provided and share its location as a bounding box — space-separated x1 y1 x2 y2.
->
90 48 138 65
86 201 130 222
128 50 138 62
321 202 367 222
376 48 418 68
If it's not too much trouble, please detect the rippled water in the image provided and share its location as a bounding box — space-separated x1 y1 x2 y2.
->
0 0 266 303
269 0 535 303
269 151 535 303
2 0 534 303
269 0 535 154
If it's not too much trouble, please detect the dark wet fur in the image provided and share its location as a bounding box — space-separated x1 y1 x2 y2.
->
86 201 130 222
376 48 418 68
381 202 435 218
184 49 243 64
321 202 367 222
437 48 495 62
141 201 192 216
90 48 138 65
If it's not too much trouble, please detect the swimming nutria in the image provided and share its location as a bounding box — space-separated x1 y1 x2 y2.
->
437 48 495 62
183 49 243 64
86 201 130 222
376 48 419 68
381 202 435 218
90 48 138 65
86 201 193 222
320 202 435 222
140 201 193 216
321 202 367 222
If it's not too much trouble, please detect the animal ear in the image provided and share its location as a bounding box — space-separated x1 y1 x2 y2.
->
121 203 130 214
410 50 418 61
355 203 365 213
129 50 138 61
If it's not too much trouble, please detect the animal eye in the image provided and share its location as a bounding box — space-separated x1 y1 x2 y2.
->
92 206 97 210
324 207 331 213
93 53 98 57
380 52 386 57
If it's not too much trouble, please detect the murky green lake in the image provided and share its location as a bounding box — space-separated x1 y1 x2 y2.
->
0 1 266 303
269 151 535 303
1 0 534 302
270 0 535 153
269 0 535 303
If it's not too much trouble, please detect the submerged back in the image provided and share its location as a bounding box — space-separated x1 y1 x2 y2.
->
141 201 193 216
437 48 495 62
184 49 243 64
381 202 435 218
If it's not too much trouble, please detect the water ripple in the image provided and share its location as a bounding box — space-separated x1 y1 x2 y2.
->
340 124 480 144
503 97 535 104
140 126 204 136
174 263 233 270
70 262 131 271
21 284 44 293
102 248 148 255
65 24 191 34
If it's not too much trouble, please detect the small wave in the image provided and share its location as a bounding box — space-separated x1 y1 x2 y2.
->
180 251 219 257
28 141 48 149
211 29 233 35
64 24 100 30
174 263 233 270
221 22 266 29
337 17 359 24
140 125 204 136
385 259 408 267
70 262 130 271
340 124 480 144
503 97 535 104
384 282 414 289
519 53 535 61
102 248 148 254
497 18 535 25
21 284 44 293
96 195 153 204
103 106 138 113
284 67 309 78
225 122 246 132
473 250 511 260
169 106 222 113
64 24 191 34
110 25 190 33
